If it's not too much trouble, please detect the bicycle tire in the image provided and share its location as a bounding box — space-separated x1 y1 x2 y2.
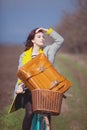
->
40 115 50 130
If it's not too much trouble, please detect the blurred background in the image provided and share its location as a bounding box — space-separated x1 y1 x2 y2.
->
0 0 87 130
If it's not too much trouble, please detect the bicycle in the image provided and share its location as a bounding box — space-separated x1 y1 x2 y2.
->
30 89 63 130
23 87 50 130
31 113 50 130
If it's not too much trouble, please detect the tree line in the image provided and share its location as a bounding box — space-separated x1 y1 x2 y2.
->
56 0 87 53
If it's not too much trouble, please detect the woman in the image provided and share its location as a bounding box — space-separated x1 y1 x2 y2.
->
9 27 64 130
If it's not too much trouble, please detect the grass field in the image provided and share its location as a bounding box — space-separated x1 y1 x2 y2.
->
52 54 87 130
0 45 87 130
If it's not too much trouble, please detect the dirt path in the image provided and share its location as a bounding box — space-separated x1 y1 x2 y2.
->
53 55 87 130
62 53 87 70
60 59 87 96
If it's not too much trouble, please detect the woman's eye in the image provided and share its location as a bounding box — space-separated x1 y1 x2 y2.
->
37 35 41 38
36 34 45 39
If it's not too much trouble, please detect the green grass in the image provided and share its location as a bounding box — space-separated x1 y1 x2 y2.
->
0 108 24 130
51 54 87 130
57 54 87 77
1 53 87 130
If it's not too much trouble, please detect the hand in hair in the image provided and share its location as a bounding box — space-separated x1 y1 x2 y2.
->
35 28 48 33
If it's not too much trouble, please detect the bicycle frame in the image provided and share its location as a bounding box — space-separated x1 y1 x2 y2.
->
31 113 49 130
31 114 43 130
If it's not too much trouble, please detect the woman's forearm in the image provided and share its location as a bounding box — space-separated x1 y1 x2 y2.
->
50 29 64 44
44 28 64 64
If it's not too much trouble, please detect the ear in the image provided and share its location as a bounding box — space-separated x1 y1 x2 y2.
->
32 39 34 43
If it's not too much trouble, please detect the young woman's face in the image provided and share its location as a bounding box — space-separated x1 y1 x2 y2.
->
32 32 45 47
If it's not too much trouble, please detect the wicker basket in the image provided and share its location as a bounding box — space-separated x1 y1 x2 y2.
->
31 89 63 115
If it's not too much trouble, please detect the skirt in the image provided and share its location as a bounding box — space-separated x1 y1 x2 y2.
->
15 89 32 109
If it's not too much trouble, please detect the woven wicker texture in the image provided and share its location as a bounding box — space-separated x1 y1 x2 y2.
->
32 89 63 115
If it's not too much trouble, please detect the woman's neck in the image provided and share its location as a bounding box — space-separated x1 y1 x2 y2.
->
32 44 40 55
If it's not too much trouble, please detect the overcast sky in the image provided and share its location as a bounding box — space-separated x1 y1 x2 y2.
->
0 0 75 44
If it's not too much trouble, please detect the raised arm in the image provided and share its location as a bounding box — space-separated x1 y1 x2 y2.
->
44 28 64 64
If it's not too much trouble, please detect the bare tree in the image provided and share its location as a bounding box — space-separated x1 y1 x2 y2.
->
56 0 87 53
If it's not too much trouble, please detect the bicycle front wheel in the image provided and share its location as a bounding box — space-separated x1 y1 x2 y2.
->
41 115 50 130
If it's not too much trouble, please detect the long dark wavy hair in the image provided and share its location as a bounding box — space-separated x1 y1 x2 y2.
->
24 28 43 51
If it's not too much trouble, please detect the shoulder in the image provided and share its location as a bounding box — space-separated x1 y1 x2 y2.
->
20 47 32 57
19 47 33 65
